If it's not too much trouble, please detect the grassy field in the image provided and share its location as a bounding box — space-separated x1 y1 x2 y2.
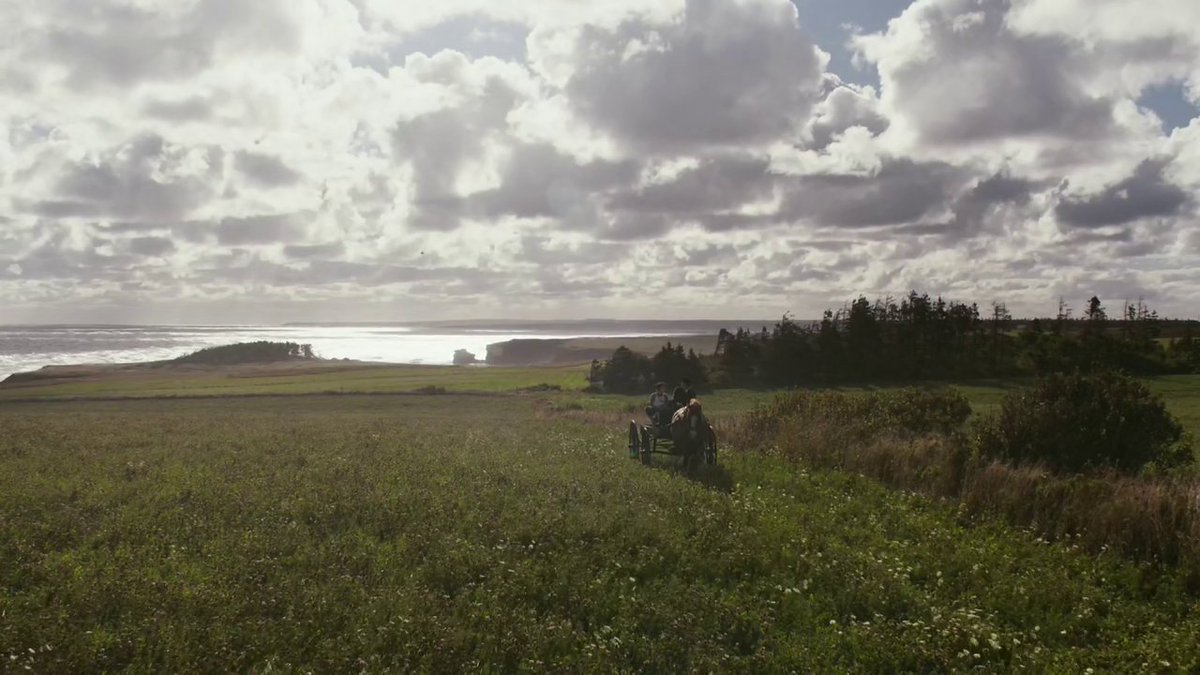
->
3 392 1200 671
541 374 1200 436
0 363 591 401
6 357 1198 436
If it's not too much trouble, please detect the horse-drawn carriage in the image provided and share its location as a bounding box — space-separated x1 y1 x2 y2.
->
627 400 717 470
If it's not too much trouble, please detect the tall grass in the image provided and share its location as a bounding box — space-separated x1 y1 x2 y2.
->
4 395 1200 670
729 389 1200 579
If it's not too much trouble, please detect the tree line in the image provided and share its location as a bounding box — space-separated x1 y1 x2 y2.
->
593 292 1200 392
589 342 707 394
172 341 316 366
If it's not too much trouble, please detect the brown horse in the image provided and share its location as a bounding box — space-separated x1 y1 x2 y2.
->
670 399 709 462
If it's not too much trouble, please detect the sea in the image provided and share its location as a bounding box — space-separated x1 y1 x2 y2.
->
0 321 759 382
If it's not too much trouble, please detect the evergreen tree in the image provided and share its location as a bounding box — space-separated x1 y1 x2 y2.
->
599 346 651 394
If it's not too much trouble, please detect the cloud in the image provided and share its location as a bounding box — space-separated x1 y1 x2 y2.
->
127 236 176 257
25 135 218 221
16 0 307 90
609 155 774 215
143 96 215 122
284 242 346 260
234 151 303 188
1007 0 1200 98
855 0 1118 145
780 159 966 228
535 0 826 151
215 213 306 246
806 80 890 149
930 171 1043 238
1056 160 1190 228
0 0 1197 322
468 142 637 221
389 51 530 229
517 236 628 266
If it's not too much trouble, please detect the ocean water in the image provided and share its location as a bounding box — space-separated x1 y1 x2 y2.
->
0 324 719 381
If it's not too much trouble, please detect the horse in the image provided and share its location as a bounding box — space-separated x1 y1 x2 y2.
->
670 399 711 469
628 398 718 467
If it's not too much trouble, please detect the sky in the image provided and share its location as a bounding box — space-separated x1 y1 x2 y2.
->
1 0 1198 324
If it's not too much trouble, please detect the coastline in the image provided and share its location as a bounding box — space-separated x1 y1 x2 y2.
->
484 335 717 366
0 334 719 387
0 323 764 382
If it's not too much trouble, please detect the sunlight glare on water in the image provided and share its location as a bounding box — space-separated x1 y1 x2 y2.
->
0 325 700 380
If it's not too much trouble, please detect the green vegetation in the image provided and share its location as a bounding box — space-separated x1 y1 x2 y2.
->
171 341 316 365
587 293 1199 395
0 363 590 402
590 342 708 393
728 379 1200 572
3 394 1200 671
974 372 1193 473
738 387 972 445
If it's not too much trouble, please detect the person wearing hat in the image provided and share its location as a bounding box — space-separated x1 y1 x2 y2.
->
646 381 672 426
672 377 697 409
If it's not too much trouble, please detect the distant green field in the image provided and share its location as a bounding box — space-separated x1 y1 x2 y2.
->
8 366 1198 439
2 395 1198 671
946 375 1200 437
542 375 1200 436
0 363 591 401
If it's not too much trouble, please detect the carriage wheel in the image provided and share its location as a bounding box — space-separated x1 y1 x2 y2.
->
705 427 718 466
627 421 640 460
639 427 653 465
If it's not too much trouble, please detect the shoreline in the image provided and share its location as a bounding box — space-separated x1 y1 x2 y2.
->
0 334 720 386
484 335 717 366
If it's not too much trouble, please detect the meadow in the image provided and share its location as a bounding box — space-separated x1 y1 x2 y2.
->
3 385 1200 671
0 363 591 402
8 362 1196 434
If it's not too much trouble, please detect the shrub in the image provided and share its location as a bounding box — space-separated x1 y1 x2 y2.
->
972 372 1191 474
517 383 563 392
706 369 733 390
547 399 584 412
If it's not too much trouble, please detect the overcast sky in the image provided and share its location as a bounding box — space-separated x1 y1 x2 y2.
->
2 0 1198 324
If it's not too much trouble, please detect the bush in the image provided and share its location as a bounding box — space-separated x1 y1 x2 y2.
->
707 369 733 390
973 372 1192 474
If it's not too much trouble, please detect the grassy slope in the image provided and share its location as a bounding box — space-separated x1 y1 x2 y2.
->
5 353 1197 435
2 395 1198 671
0 363 591 401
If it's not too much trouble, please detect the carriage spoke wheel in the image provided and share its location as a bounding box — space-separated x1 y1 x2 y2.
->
639 427 653 465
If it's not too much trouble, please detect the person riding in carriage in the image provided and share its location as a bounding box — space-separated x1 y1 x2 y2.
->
645 381 673 427
672 378 697 410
